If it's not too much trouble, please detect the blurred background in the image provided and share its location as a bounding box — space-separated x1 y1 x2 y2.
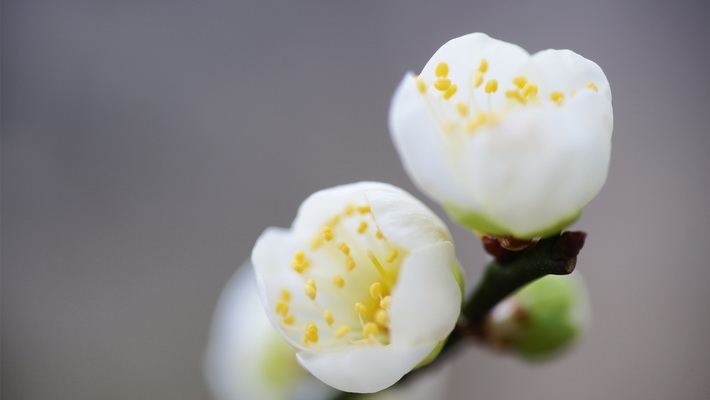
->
3 1 709 399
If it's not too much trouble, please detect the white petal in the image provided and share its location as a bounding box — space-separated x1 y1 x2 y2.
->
251 227 312 349
366 185 451 250
420 32 530 107
296 343 437 393
527 49 611 102
462 107 610 236
389 73 473 206
389 242 460 346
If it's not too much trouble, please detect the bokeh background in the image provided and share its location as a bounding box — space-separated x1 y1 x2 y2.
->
3 1 709 399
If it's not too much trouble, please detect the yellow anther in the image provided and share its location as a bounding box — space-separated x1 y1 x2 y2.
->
473 71 484 88
456 102 469 116
355 302 368 317
550 91 565 104
344 204 355 215
478 59 489 73
369 282 384 299
466 110 488 132
513 76 528 89
324 310 334 326
345 256 356 271
433 78 452 91
586 81 598 92
435 62 449 78
304 279 317 300
337 242 350 255
522 82 538 98
283 315 295 325
310 236 323 250
290 251 307 271
443 84 458 100
380 295 392 309
362 322 379 339
280 289 292 302
357 221 368 234
386 249 398 263
374 309 389 327
335 325 351 338
415 76 427 94
506 90 526 104
358 205 371 214
332 274 345 288
275 301 289 316
304 322 319 344
484 79 498 94
375 230 384 239
321 226 334 241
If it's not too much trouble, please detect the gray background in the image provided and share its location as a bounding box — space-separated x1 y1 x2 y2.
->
3 1 709 399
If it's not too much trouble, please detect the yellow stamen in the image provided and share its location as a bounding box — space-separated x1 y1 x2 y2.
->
443 84 458 99
415 77 427 94
345 256 356 271
380 296 392 309
304 322 319 344
332 274 345 288
280 289 292 302
550 91 565 104
506 90 526 104
355 302 368 317
358 205 371 214
357 221 368 234
310 236 323 250
321 226 334 241
484 79 498 94
435 62 449 78
478 59 489 73
586 81 598 92
283 315 295 325
344 204 355 215
290 257 308 274
367 250 387 276
434 78 452 91
324 310 334 326
513 76 527 89
304 279 317 300
337 242 350 255
374 309 389 327
375 230 384 239
363 322 379 339
456 102 469 116
466 110 487 132
275 301 289 316
522 82 538 98
335 325 350 338
369 282 384 299
473 71 484 88
386 249 398 263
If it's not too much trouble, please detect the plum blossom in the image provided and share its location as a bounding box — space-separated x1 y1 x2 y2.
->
251 182 463 393
389 33 613 238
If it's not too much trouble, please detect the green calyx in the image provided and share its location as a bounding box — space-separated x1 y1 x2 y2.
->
443 203 582 239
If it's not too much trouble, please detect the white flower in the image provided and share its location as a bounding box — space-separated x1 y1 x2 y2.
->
251 182 463 393
204 262 453 400
389 33 613 239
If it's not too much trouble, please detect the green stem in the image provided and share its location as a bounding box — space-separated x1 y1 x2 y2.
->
327 232 585 400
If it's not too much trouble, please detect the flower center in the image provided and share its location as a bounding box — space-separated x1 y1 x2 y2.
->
275 203 406 350
416 59 599 135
